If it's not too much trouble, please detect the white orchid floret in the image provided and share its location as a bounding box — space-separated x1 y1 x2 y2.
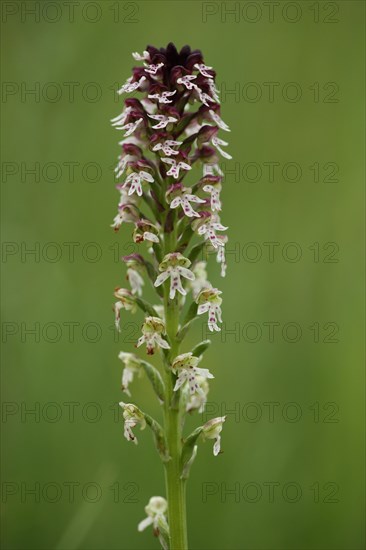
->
111 106 133 128
133 220 160 244
118 352 142 396
203 163 224 177
195 87 215 107
127 267 144 296
217 246 226 277
137 316 170 355
114 154 133 179
111 203 139 232
195 214 228 249
138 496 169 548
118 76 146 95
177 74 197 90
144 62 164 75
152 140 182 156
209 109 230 132
172 352 214 396
167 184 205 218
148 114 178 129
190 261 212 299
114 288 137 331
202 416 226 456
207 79 220 103
148 90 177 104
211 136 232 160
208 235 228 277
132 51 150 61
184 119 203 137
119 402 146 444
161 158 191 179
154 253 195 300
214 234 228 277
194 63 214 79
140 98 156 114
203 182 222 212
111 213 124 232
186 374 210 413
117 117 143 137
121 170 154 197
196 288 223 332
176 72 214 107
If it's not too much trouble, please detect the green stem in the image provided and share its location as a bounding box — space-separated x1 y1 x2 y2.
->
163 230 188 550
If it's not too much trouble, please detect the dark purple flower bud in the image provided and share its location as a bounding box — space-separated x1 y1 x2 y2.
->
186 52 204 71
197 125 218 146
193 145 219 163
198 175 222 186
166 182 184 202
149 132 169 147
136 158 155 172
132 66 147 81
122 253 145 265
122 143 143 157
146 45 162 63
170 66 187 85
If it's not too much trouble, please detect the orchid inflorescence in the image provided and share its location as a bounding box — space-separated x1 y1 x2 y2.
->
111 43 230 549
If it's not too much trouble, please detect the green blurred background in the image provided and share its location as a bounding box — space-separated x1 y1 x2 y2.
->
1 1 365 549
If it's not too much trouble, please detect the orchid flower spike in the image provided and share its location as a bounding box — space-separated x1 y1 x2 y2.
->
110 43 232 545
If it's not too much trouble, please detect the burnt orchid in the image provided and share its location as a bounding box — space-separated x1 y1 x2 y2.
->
110 43 231 550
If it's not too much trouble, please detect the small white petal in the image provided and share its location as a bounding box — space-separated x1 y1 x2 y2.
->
177 266 195 281
143 231 159 243
139 171 154 182
170 197 182 209
154 271 170 287
137 516 153 532
197 303 210 315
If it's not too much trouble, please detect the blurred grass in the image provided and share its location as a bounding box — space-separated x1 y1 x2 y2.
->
1 1 365 549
